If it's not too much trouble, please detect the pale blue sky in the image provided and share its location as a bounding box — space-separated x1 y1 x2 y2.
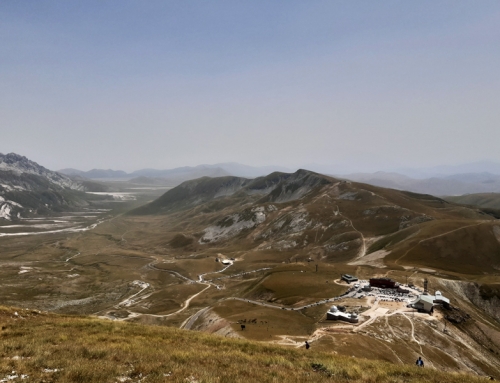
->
1 1 499 172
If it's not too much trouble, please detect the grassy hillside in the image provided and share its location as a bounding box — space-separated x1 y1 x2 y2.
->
445 193 500 209
0 306 487 383
128 176 254 215
383 220 500 274
129 170 498 274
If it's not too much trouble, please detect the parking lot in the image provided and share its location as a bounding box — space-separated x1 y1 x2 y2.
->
344 280 423 304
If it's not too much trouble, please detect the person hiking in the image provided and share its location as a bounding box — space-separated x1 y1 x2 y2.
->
415 356 424 367
305 341 310 350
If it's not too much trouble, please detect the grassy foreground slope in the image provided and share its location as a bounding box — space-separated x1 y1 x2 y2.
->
0 307 484 383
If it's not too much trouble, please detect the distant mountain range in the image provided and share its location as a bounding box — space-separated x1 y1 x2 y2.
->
58 163 294 185
58 160 500 196
341 171 500 196
6 151 500 220
395 161 500 179
59 168 128 179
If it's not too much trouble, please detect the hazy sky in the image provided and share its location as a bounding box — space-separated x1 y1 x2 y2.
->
2 1 500 172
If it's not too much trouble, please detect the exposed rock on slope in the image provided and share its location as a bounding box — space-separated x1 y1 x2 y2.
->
1 153 83 191
200 206 268 243
446 281 500 323
261 169 331 203
0 152 99 220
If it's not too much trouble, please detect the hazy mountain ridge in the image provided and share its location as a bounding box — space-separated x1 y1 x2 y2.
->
59 161 500 196
59 163 292 181
342 171 500 196
128 166 231 186
59 168 128 179
397 161 500 178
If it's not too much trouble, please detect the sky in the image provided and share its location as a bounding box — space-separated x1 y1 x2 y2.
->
1 1 500 173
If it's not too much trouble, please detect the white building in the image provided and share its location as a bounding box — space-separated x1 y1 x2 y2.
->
326 306 359 323
410 294 435 313
410 291 450 313
434 291 450 306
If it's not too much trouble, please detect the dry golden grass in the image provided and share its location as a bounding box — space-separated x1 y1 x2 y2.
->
0 306 490 383
246 265 348 305
386 220 500 274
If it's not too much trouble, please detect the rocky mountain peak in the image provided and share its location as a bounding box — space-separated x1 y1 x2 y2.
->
0 152 83 191
0 152 91 220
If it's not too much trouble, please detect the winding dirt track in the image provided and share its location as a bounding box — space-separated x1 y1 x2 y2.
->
181 307 210 330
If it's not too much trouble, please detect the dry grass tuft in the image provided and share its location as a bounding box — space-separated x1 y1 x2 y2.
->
0 306 487 383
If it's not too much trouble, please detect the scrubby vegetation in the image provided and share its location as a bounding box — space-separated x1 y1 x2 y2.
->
0 306 487 383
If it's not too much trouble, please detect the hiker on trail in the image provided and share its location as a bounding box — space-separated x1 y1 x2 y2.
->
305 341 310 350
415 356 424 367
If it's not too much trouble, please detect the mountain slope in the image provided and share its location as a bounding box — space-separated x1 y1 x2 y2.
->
445 193 500 210
129 176 255 215
128 171 315 215
0 153 99 220
128 169 499 272
1 153 83 190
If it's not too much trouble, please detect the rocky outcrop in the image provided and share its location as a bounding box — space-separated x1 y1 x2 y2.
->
261 169 331 203
441 280 500 323
200 207 267 243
